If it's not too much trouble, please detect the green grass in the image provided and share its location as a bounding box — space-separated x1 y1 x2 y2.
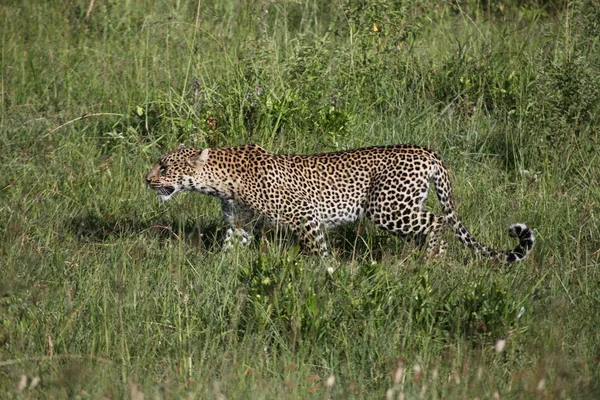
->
1 0 599 398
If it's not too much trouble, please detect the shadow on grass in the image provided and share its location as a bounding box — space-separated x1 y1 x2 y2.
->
70 212 224 251
69 212 414 260
331 223 414 262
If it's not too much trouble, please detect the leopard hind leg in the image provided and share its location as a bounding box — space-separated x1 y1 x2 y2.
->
366 176 447 257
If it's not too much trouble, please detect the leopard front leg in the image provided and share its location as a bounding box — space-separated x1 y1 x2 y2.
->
221 199 254 249
281 215 329 256
303 221 329 257
299 217 329 257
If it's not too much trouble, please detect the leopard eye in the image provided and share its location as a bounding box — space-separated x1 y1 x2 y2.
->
160 165 167 176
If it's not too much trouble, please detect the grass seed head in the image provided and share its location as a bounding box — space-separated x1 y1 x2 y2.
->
495 339 506 353
326 374 335 388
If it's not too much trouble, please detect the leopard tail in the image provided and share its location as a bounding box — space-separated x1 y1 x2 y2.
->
431 159 534 262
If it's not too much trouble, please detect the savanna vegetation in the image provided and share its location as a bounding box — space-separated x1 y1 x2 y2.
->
1 0 599 398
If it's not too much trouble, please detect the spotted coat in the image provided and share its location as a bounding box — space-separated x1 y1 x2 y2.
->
146 144 534 261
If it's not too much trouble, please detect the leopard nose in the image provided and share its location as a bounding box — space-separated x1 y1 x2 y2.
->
146 173 157 186
146 165 160 183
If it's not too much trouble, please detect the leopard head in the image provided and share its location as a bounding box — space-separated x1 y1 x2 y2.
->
146 146 211 201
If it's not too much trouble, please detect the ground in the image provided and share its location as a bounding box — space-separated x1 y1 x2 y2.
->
1 1 599 398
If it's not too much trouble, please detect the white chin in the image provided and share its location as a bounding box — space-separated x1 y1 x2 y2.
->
158 194 173 201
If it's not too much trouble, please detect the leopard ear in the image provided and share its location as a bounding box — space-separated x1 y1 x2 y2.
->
199 148 210 162
186 148 210 169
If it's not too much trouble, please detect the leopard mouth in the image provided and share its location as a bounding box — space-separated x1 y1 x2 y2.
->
153 186 176 200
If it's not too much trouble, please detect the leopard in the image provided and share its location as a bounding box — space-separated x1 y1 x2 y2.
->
146 144 534 262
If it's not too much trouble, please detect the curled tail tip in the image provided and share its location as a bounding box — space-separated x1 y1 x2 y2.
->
508 223 534 243
509 223 529 237
505 223 534 262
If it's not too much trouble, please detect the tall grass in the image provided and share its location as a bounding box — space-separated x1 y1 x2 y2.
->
1 0 599 398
